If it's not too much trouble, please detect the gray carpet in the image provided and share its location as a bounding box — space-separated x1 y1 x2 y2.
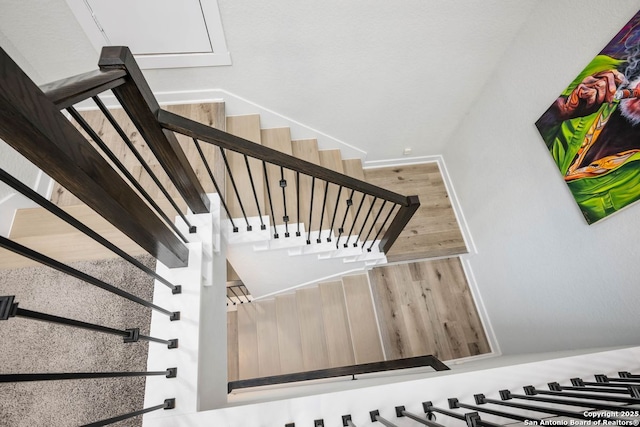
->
0 255 157 427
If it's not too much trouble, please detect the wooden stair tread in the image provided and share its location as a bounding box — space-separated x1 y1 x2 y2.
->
275 293 304 374
291 139 330 240
227 310 239 382
295 287 330 370
0 231 146 270
319 281 355 367
225 115 265 220
342 274 385 364
255 299 281 377
237 303 259 379
260 128 297 233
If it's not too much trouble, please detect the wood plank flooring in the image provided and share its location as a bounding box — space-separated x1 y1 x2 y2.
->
369 257 490 361
342 274 385 364
229 259 491 379
364 163 467 262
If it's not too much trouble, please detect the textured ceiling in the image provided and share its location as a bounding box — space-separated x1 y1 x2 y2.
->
0 0 541 160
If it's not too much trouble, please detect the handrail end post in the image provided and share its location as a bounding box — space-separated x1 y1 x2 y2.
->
378 195 420 254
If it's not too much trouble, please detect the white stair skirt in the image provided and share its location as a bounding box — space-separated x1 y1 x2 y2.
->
225 216 387 299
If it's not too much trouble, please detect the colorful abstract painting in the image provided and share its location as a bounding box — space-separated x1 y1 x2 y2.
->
536 10 640 224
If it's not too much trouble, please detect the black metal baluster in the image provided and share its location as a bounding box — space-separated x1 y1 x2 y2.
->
336 190 355 248
423 402 500 427
548 381 640 396
0 238 179 319
572 377 636 388
280 166 290 237
620 371 640 379
596 374 640 383
226 294 235 306
355 196 377 247
516 386 633 412
447 398 541 423
81 399 175 427
93 96 196 234
295 171 301 237
220 147 251 231
307 177 315 245
238 284 251 303
0 297 177 349
263 161 278 238
193 139 238 232
227 286 242 304
0 368 177 382
362 200 386 249
317 183 329 243
395 406 445 427
0 168 180 293
328 186 343 243
528 383 640 403
341 415 357 427
368 204 398 252
67 107 191 243
369 410 398 427
475 392 626 422
244 154 266 230
344 193 366 248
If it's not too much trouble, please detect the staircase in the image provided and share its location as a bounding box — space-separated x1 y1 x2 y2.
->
219 112 390 297
228 273 384 381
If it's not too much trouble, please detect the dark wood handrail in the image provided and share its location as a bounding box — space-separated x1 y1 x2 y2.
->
0 47 189 268
227 355 449 393
40 69 127 109
158 109 411 206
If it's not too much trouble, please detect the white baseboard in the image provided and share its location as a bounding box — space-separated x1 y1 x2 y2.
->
460 256 502 357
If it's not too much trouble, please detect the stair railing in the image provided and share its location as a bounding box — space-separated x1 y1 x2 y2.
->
98 45 419 256
288 370 640 427
1 46 187 425
2 45 418 258
227 355 449 393
158 106 420 254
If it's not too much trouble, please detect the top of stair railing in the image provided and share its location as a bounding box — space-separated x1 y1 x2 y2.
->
30 46 420 255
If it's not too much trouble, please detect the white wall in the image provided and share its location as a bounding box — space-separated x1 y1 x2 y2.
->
0 0 538 159
443 0 640 355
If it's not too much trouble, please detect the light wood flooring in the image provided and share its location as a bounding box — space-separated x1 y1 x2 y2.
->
364 163 467 262
228 257 491 381
369 257 490 361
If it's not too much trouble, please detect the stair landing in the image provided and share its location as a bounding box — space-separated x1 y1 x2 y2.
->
364 163 467 262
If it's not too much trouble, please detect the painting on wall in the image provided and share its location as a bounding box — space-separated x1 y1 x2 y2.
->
535 10 640 224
